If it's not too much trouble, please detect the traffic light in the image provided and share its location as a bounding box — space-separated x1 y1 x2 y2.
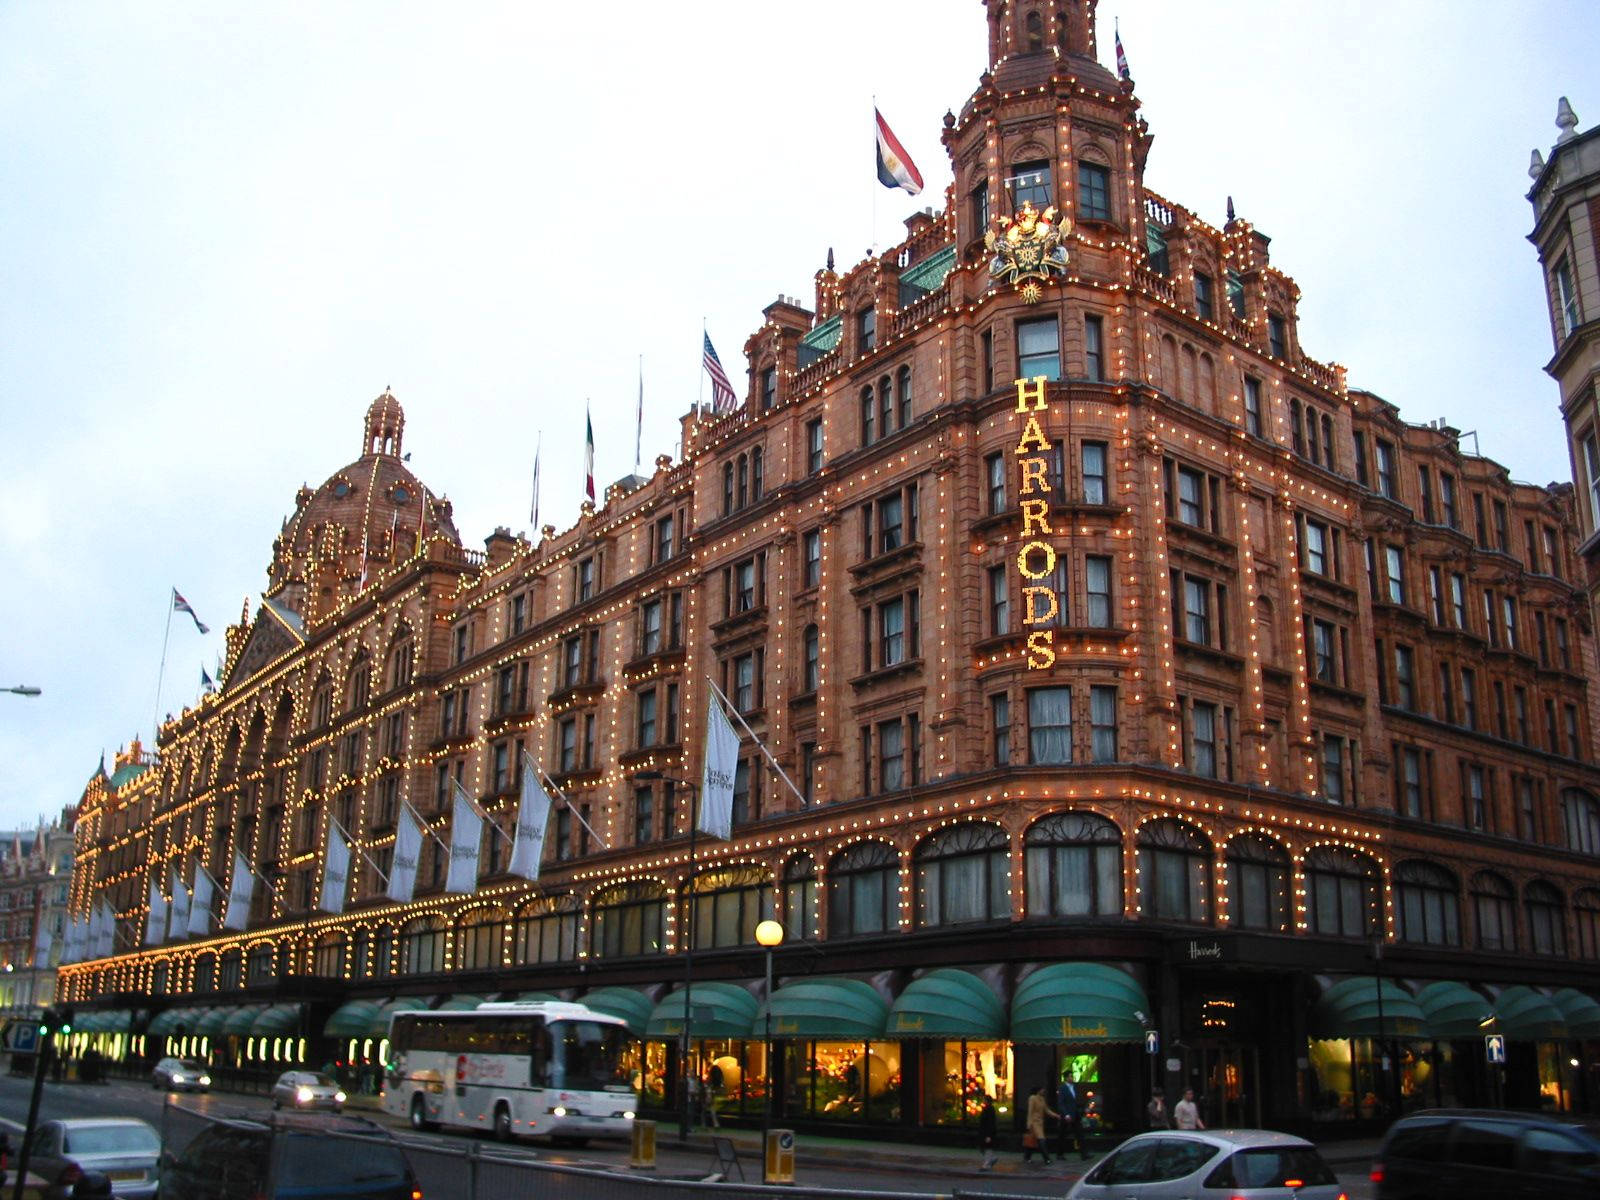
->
39 1006 72 1037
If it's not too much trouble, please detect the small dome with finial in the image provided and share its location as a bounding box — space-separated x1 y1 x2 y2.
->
365 388 405 457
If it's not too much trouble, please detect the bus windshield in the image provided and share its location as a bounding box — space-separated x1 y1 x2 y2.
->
548 1020 632 1092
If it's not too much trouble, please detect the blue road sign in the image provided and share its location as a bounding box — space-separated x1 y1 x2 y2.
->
5 1022 37 1053
1145 1030 1160 1056
1485 1034 1506 1064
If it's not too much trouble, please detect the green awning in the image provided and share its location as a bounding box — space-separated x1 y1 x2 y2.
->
368 997 430 1039
885 969 1006 1039
75 1012 106 1033
1310 977 1427 1039
581 987 654 1036
434 994 486 1012
147 1008 208 1037
323 1001 382 1038
1492 986 1567 1040
250 1004 303 1037
192 1008 230 1038
99 1010 134 1034
1011 963 1151 1044
1414 982 1494 1039
223 1005 268 1037
504 992 561 1005
1550 989 1600 1038
647 983 759 1039
758 978 888 1041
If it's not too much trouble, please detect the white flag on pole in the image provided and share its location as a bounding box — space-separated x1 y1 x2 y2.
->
507 760 553 881
319 828 352 913
188 868 215 937
446 783 483 894
59 917 78 964
168 866 191 941
222 852 255 931
93 899 115 959
33 920 52 967
699 692 741 840
387 807 423 903
145 876 168 946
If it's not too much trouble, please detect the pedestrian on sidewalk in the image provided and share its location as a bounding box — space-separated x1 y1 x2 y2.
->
1146 1089 1171 1129
702 1065 721 1128
977 1094 998 1171
1174 1087 1205 1130
1022 1085 1058 1165
1055 1070 1088 1160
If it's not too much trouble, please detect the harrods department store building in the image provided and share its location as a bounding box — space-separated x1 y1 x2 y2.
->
63 0 1600 1139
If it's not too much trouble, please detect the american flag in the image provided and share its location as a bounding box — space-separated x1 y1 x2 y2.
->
703 333 738 414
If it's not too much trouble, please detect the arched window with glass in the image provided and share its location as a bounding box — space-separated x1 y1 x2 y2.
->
591 881 667 959
1574 889 1600 959
456 905 508 971
1470 871 1517 951
399 915 448 974
245 942 275 986
1226 834 1290 932
690 864 773 949
915 823 1010 928
370 924 395 978
1024 812 1122 918
312 931 345 978
218 948 243 991
1394 860 1461 946
193 952 217 994
1525 880 1568 956
1137 819 1213 923
782 854 817 940
512 896 578 965
1304 846 1380 939
827 841 900 938
1563 789 1600 855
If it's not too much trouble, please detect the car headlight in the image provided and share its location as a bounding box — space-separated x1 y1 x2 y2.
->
296 1086 314 1103
550 1105 567 1117
334 1091 347 1104
623 1110 636 1120
171 1075 185 1084
199 1075 211 1086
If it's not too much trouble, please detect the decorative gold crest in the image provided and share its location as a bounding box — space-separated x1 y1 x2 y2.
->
985 201 1070 303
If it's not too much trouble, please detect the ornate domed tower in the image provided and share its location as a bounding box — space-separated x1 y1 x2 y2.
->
265 390 459 623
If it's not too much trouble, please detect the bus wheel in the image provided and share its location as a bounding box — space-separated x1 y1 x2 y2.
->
409 1093 434 1131
493 1103 512 1142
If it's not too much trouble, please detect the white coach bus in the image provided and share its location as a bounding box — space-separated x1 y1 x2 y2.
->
382 1000 638 1144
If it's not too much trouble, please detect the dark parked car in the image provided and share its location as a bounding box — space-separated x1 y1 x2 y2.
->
22 1118 160 1200
1374 1108 1600 1200
158 1113 420 1200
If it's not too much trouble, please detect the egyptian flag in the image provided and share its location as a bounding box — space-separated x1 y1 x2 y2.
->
172 588 209 635
874 107 923 195
583 404 596 504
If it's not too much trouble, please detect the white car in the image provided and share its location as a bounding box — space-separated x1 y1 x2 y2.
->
1067 1129 1347 1200
151 1057 211 1093
23 1117 161 1199
270 1070 346 1112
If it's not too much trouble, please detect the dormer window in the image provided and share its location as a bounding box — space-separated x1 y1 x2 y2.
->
760 367 776 410
1194 272 1214 321
857 307 876 354
1077 161 1111 221
1007 160 1051 210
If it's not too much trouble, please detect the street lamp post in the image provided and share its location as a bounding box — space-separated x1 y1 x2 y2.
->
635 770 700 1142
755 917 784 1173
3 687 41 697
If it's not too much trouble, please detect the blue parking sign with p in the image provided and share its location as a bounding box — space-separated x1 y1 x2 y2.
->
1485 1034 1506 1064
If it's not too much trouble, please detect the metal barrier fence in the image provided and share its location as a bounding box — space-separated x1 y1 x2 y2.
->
161 1102 1053 1200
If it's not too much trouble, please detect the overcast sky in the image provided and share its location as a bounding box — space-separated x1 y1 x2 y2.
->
1 1 1594 831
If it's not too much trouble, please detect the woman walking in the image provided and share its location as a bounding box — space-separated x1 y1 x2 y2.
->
1022 1085 1059 1165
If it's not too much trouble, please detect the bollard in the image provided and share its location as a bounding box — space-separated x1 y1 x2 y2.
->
629 1118 656 1169
764 1128 796 1184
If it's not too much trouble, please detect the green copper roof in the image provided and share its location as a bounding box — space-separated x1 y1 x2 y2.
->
899 245 956 296
1010 963 1150 1044
798 315 842 354
885 968 1006 1040
108 762 151 789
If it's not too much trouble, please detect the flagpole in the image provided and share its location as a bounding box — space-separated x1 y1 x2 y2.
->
635 354 643 474
152 590 176 740
330 819 392 884
400 797 453 854
707 676 810 809
871 96 878 257
698 319 706 416
532 758 610 851
453 780 515 849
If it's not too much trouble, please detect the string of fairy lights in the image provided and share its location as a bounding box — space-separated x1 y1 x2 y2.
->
62 32 1598 1003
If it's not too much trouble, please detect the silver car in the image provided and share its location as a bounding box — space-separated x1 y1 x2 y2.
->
23 1117 161 1200
151 1056 211 1092
270 1069 347 1111
1067 1129 1346 1200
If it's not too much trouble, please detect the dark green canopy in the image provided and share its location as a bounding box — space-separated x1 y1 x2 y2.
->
1010 963 1150 1044
1309 977 1426 1039
250 1004 303 1037
222 1005 267 1037
885 969 1007 1040
580 987 654 1036
648 983 760 1039
1492 986 1567 1039
1413 981 1493 1039
434 994 487 1012
192 1008 230 1038
367 997 430 1039
1550 989 1600 1038
323 1000 382 1038
758 978 888 1040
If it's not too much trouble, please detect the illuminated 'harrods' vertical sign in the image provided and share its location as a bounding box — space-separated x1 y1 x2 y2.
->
1011 375 1064 670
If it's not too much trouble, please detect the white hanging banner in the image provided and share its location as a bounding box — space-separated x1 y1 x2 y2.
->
33 920 52 967
144 876 168 946
507 758 553 881
387 807 423 904
319 829 351 913
188 868 215 937
222 851 255 931
168 866 192 941
699 691 741 840
446 782 483 894
93 899 116 959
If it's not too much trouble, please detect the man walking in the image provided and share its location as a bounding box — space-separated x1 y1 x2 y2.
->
1055 1070 1087 1160
1174 1087 1205 1130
